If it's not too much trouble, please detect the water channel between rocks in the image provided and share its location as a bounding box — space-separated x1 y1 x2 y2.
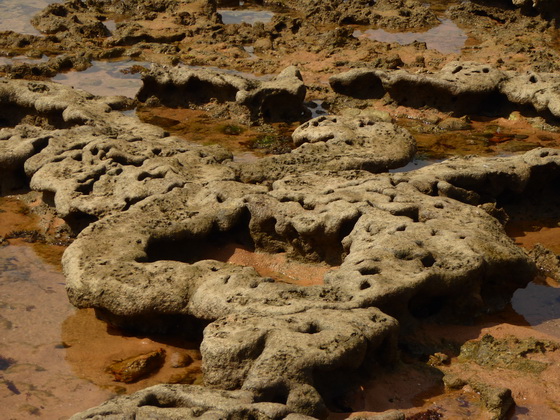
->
52 61 149 99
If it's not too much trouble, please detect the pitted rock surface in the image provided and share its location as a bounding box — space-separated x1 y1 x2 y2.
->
69 384 315 420
234 114 416 183
330 62 560 118
137 65 308 122
280 0 440 30
0 78 234 225
61 149 560 416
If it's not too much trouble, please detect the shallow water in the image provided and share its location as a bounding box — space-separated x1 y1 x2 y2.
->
508 220 560 336
0 243 113 420
0 197 203 419
218 9 274 25
0 55 49 66
0 0 58 35
52 61 150 98
354 19 468 54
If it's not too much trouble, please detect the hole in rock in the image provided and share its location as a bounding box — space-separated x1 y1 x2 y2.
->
0 103 69 129
299 322 321 334
360 280 372 290
421 255 436 268
408 294 445 319
359 267 380 276
140 214 336 286
64 211 98 235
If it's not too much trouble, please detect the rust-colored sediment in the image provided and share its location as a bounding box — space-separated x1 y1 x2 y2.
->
62 308 203 393
197 242 335 286
506 219 560 255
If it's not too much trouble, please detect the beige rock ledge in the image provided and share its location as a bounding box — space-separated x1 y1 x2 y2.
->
63 149 560 417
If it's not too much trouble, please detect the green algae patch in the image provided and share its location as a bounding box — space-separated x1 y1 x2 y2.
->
459 334 559 374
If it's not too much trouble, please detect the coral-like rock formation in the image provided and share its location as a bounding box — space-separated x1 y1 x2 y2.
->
330 62 560 119
137 65 308 122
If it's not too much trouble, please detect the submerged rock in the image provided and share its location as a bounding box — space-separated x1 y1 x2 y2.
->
107 348 166 383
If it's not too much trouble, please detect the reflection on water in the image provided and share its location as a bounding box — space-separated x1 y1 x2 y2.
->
507 219 560 336
512 282 560 333
218 9 274 25
389 156 443 173
52 61 149 98
0 55 49 66
0 244 112 420
104 19 116 33
0 0 59 35
354 19 467 54
306 100 328 119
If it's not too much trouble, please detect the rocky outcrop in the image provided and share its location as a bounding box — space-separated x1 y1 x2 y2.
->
62 149 560 416
31 0 110 38
330 62 560 119
137 65 308 122
501 71 560 120
0 78 234 228
234 114 417 183
510 0 557 18
69 384 316 420
280 0 440 30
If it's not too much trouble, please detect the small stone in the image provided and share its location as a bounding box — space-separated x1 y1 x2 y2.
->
442 373 467 390
437 116 472 131
427 352 450 366
107 348 166 383
170 352 194 368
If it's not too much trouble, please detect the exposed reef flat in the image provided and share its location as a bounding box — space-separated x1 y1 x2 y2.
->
1 0 560 419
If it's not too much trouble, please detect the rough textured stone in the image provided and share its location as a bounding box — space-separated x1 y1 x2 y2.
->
69 384 315 420
330 62 560 119
137 65 308 122
61 149 560 416
234 114 416 183
529 244 560 281
0 78 234 227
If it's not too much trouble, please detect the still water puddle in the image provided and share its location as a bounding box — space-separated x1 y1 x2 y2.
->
0 0 59 35
354 19 468 54
0 243 113 420
218 10 274 25
0 197 203 419
52 60 150 98
0 55 49 66
507 219 560 336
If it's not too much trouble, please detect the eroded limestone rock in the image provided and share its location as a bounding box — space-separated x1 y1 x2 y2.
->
62 149 560 416
0 78 234 227
137 65 308 122
330 62 560 119
235 114 416 183
69 384 315 420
